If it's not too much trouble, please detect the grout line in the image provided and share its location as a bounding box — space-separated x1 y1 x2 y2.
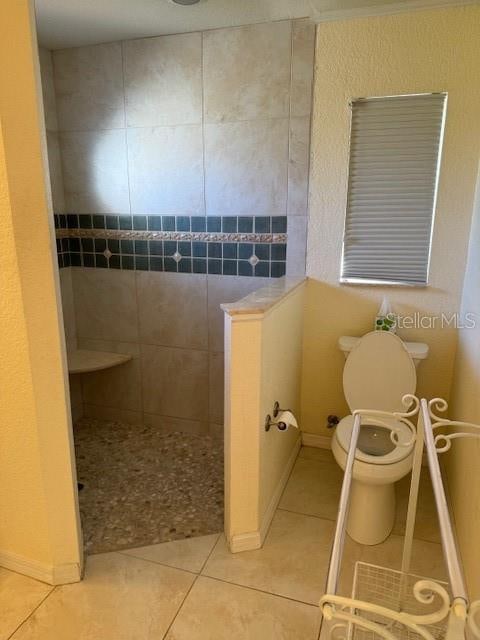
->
200 573 320 609
131 253 145 424
51 17 303 53
198 533 221 574
277 506 442 547
112 549 200 577
120 41 133 217
76 337 213 354
276 506 336 523
6 586 56 640
201 31 208 219
161 575 199 639
285 19 294 218
56 114 290 136
200 32 215 436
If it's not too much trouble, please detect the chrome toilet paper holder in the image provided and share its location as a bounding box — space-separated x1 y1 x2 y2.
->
265 401 291 432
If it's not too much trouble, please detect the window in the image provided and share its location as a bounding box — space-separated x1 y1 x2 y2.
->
341 93 447 286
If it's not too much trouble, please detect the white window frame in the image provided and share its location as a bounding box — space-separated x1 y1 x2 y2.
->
340 92 448 287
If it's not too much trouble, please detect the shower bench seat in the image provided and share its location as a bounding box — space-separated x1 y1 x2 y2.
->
67 349 132 374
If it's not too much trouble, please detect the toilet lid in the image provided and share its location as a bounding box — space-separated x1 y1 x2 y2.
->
343 331 416 412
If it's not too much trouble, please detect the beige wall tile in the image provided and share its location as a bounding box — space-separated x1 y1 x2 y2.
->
207 275 270 352
0 567 53 640
209 422 224 439
286 216 307 276
82 404 142 425
203 21 291 123
165 577 320 640
53 43 125 131
203 511 335 605
78 339 142 412
46 132 66 213
60 129 130 214
141 344 208 420
70 402 84 423
290 20 315 118
205 119 288 216
121 534 219 573
209 351 224 424
69 375 83 421
288 116 311 217
124 33 202 127
59 267 76 346
143 413 209 436
38 48 58 132
137 272 208 349
11 552 194 640
72 268 138 342
127 124 204 215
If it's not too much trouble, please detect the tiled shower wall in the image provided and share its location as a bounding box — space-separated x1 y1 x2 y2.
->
71 269 270 433
39 19 314 430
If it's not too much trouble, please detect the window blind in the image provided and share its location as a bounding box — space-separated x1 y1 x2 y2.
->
341 93 447 286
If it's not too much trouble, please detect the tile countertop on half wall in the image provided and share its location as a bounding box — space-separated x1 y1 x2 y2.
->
221 277 307 316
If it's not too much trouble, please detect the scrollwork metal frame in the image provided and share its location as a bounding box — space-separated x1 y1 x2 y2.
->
319 395 480 639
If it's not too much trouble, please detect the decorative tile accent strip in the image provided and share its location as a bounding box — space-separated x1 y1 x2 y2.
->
55 215 288 278
55 228 288 244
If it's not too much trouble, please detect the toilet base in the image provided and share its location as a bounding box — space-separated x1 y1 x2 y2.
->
347 480 395 545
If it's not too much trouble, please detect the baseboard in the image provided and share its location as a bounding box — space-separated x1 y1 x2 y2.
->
301 432 332 449
229 531 262 553
0 549 81 585
229 436 301 553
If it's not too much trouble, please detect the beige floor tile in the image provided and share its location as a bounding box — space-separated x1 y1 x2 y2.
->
321 533 447 602
359 534 448 582
165 576 320 640
279 456 343 520
0 568 52 640
12 552 194 640
335 535 364 598
121 534 220 573
203 510 334 605
298 446 335 463
393 472 441 543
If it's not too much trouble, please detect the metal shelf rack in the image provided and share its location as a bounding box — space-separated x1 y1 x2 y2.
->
319 395 480 639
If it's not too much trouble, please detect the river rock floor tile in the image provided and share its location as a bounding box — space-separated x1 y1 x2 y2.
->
74 418 224 554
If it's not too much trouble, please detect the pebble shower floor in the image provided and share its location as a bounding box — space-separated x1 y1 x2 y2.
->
74 418 224 554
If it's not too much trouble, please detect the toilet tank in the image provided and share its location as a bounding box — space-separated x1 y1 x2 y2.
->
338 335 429 368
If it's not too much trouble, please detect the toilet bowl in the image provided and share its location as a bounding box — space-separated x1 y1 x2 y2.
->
332 331 428 545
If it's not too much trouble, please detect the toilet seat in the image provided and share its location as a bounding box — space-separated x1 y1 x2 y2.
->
335 415 414 465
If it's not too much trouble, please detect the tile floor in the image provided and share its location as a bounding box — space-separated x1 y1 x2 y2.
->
74 418 224 553
1 446 447 640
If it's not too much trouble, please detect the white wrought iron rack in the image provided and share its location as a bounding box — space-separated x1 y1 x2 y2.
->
319 395 480 639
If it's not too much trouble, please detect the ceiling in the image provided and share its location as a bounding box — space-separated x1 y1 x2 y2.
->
34 0 450 50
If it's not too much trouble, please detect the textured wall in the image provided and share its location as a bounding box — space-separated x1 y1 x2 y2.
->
0 1 81 583
302 6 480 435
448 166 480 600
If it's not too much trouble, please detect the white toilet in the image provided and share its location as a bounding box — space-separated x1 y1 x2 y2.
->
332 331 429 545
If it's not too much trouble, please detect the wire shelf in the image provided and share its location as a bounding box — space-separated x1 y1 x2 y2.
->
350 562 450 640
